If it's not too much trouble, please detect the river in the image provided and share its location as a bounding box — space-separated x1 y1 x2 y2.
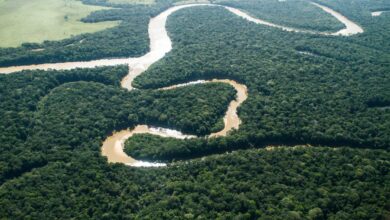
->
0 2 363 167
0 2 363 74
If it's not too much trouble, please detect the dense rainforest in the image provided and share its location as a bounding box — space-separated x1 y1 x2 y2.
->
1 145 388 219
133 4 390 150
0 66 235 184
0 0 389 219
219 0 346 32
1 0 382 67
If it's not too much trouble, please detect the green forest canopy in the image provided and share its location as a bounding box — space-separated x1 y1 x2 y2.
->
0 0 389 219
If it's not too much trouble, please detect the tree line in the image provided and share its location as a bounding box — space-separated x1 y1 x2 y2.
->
0 0 173 67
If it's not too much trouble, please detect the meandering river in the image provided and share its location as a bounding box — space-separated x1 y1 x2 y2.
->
0 3 363 74
101 79 247 167
0 2 363 167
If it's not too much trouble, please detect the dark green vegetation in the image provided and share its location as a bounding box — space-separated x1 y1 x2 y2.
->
1 0 390 219
125 134 198 161
220 0 345 32
0 66 128 184
1 145 389 219
311 0 390 53
0 66 234 184
134 5 390 149
1 0 379 67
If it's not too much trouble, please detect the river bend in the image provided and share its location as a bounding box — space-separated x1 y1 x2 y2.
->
0 3 363 74
0 2 363 167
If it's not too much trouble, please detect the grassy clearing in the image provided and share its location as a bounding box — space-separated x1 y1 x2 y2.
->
0 0 119 48
108 0 155 4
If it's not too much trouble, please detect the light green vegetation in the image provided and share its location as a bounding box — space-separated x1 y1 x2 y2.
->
108 0 155 4
0 0 120 47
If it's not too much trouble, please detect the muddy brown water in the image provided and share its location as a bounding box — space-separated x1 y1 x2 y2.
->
0 2 363 74
0 2 362 167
